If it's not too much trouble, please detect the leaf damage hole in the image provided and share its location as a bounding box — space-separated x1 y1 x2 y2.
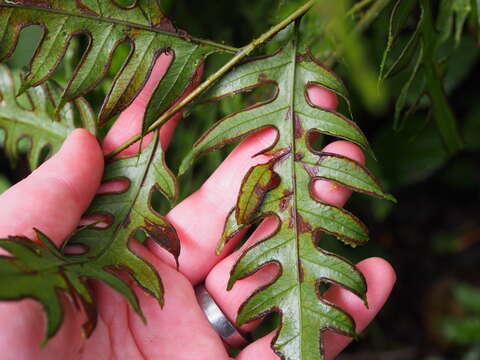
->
307 130 338 153
150 187 171 215
239 215 280 251
0 129 5 148
305 83 339 111
132 52 173 110
97 178 130 195
245 81 277 107
10 70 34 111
37 144 52 166
64 33 89 75
6 25 43 69
16 136 32 155
79 213 112 229
106 40 133 83
112 0 137 9
63 244 88 255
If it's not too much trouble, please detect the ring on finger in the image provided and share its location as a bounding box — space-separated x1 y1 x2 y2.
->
195 284 250 348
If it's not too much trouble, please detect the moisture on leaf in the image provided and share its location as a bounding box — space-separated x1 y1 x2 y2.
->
0 0 223 127
0 64 96 170
181 23 395 360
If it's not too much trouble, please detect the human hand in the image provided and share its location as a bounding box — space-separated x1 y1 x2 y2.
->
0 56 396 360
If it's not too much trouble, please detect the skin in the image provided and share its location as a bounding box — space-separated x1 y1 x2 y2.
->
0 56 396 360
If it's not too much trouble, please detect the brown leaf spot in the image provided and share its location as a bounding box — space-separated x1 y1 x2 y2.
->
296 53 306 63
23 0 51 8
144 219 180 261
154 18 179 34
288 208 295 229
284 107 292 122
279 190 293 212
297 214 312 234
302 163 318 178
253 182 265 197
258 72 268 81
242 170 280 223
253 170 281 198
295 152 304 161
298 262 305 283
122 214 131 228
294 113 304 138
76 0 98 15
265 147 291 160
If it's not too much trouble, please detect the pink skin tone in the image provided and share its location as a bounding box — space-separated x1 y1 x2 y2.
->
0 56 396 360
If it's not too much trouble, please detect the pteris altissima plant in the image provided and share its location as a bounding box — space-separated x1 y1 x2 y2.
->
181 24 395 359
0 1 395 359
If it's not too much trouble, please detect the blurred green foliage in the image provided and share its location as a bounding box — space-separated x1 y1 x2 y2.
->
1 0 480 358
440 282 480 346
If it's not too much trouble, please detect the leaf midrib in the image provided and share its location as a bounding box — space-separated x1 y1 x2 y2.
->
286 24 305 356
95 139 161 260
0 4 237 53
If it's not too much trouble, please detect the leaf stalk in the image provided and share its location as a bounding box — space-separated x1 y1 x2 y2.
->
0 3 239 53
420 0 463 154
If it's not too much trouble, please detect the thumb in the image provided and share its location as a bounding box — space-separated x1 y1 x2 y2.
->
0 129 104 246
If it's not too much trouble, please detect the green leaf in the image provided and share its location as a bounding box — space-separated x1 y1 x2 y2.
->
0 0 222 127
0 229 141 343
0 129 179 343
0 174 10 194
181 24 393 360
379 0 417 82
421 0 464 153
380 0 464 153
69 130 179 302
394 44 424 129
306 152 396 202
438 0 473 46
381 4 424 81
236 161 281 224
0 64 96 170
451 282 480 314
216 208 248 255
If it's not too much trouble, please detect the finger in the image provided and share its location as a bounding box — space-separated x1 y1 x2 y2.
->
102 55 172 156
103 54 202 156
149 128 276 280
83 241 230 360
148 86 341 283
204 139 364 332
0 129 103 358
313 140 364 207
323 257 396 359
0 129 103 245
205 216 279 333
235 257 396 360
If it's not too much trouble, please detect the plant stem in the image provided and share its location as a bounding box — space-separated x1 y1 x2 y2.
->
325 0 392 67
420 0 463 154
106 0 316 159
354 0 391 32
347 0 375 16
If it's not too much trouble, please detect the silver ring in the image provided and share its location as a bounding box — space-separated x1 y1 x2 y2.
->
195 284 249 348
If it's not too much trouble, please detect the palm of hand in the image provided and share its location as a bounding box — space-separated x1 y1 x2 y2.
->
0 58 395 360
